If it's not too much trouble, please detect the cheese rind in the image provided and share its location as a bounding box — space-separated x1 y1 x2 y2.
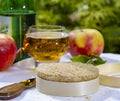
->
36 76 99 96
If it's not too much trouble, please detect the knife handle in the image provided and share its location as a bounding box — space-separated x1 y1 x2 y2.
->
0 82 25 100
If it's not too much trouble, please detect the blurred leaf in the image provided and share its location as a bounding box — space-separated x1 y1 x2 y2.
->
71 55 89 63
71 54 106 66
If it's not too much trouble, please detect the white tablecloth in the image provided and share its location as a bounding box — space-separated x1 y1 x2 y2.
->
0 53 120 101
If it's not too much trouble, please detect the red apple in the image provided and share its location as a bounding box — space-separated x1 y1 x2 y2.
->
0 34 17 71
69 29 104 56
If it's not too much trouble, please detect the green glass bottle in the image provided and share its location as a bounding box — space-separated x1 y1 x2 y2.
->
0 0 36 61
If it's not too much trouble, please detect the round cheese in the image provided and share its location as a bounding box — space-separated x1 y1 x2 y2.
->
36 62 99 82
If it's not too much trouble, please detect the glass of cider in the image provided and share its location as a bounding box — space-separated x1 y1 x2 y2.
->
22 25 70 67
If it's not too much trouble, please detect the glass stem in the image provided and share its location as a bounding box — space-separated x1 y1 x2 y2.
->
34 61 39 67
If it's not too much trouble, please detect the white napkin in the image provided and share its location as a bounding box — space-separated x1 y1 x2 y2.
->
0 53 120 101
0 84 120 101
100 53 120 63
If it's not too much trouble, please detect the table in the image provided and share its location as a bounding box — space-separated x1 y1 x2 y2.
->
0 53 120 101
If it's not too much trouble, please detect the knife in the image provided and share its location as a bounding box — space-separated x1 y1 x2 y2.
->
0 78 36 100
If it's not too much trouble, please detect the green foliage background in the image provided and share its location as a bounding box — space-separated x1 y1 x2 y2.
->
34 0 120 53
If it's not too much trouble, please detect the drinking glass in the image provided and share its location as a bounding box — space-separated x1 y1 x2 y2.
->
22 25 70 67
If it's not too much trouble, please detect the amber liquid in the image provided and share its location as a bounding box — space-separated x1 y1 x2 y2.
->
23 32 69 62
